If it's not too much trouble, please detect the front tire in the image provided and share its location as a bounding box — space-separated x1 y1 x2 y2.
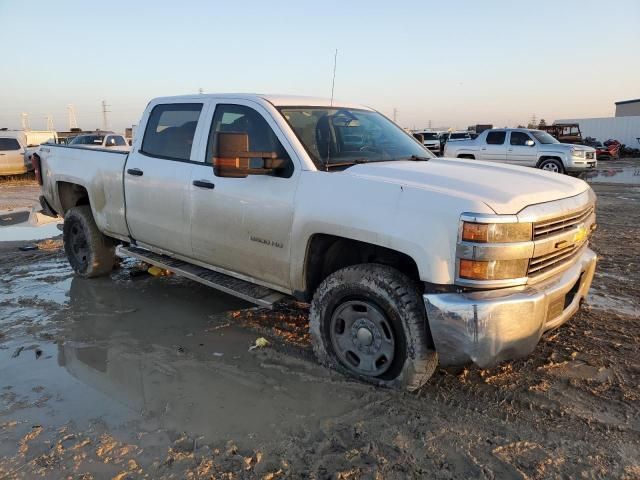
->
63 205 115 278
539 158 565 174
309 264 438 390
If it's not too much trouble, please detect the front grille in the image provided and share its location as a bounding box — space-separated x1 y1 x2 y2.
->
528 243 584 276
585 152 594 159
533 205 594 239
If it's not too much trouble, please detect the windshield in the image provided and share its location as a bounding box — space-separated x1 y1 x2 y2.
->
70 135 104 145
418 132 438 140
449 133 469 140
531 131 559 144
279 107 434 169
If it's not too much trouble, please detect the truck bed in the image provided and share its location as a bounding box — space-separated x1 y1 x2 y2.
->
39 144 130 241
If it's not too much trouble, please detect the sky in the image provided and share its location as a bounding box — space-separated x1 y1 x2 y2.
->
1 0 639 132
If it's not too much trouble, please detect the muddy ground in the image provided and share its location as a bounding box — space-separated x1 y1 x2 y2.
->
0 162 639 479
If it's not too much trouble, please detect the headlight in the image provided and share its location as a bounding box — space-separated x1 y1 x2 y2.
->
571 148 585 158
459 258 529 280
461 221 532 243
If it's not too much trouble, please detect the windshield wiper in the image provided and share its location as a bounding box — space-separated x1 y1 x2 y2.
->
404 155 431 161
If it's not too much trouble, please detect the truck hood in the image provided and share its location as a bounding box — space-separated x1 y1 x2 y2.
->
344 158 589 214
541 143 595 152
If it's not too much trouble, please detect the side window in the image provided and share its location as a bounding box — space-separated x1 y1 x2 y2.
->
0 138 21 151
141 103 203 161
510 132 532 146
206 104 293 178
106 136 116 146
113 136 127 146
486 131 506 145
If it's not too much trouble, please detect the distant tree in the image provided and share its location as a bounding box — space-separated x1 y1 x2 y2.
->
538 118 547 128
517 124 526 128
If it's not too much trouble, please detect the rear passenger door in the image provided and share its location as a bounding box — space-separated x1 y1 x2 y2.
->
507 131 538 166
480 130 507 162
124 102 206 257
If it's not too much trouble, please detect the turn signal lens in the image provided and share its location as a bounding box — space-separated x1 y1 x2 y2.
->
459 258 529 280
462 222 532 243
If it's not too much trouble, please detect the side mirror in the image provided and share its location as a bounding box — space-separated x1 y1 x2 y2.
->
525 139 535 147
213 132 285 178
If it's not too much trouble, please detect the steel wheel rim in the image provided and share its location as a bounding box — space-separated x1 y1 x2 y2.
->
69 222 89 270
329 300 395 377
542 162 559 172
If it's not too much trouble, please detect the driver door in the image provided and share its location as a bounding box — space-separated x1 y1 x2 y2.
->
189 101 298 290
507 131 538 166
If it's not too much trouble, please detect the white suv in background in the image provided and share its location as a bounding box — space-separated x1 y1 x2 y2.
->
413 130 441 155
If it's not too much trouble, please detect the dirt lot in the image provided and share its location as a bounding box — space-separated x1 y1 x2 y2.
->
1 162 639 479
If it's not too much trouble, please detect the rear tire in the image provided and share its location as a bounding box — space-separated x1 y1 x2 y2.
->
539 158 565 174
309 264 438 391
457 154 475 159
63 206 115 278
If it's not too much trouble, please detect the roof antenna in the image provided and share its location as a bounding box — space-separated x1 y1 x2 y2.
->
330 49 338 107
324 49 338 172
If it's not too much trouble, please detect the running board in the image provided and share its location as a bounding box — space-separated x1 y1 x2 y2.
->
118 245 286 308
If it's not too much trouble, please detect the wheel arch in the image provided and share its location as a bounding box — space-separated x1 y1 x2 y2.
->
536 155 564 168
301 233 421 301
56 181 91 214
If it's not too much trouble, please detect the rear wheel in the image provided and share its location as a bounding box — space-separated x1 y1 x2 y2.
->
457 154 475 159
539 158 565 174
63 206 115 278
310 264 438 390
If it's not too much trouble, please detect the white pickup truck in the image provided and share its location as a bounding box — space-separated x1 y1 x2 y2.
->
35 94 597 390
444 128 597 174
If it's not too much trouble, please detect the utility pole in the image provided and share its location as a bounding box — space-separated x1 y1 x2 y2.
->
20 113 30 130
393 108 398 123
102 100 111 131
67 105 78 130
198 88 203 94
45 114 55 131
428 120 432 129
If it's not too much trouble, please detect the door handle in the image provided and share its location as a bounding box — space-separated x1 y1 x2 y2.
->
192 179 215 189
508 148 513 152
481 147 487 150
127 168 143 176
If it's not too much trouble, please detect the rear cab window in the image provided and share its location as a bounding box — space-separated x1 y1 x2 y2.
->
141 103 203 161
486 131 506 145
0 138 21 151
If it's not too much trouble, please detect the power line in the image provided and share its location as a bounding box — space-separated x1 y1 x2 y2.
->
102 100 111 131
67 105 78 130
20 113 30 130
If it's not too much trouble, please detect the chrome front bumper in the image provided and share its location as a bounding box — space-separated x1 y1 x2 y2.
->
424 248 597 367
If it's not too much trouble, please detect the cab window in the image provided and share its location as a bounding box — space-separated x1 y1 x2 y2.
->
510 131 533 146
0 138 21 151
486 131 506 145
141 103 203 161
206 104 293 177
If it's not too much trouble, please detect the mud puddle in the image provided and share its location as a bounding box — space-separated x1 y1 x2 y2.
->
585 165 640 185
0 258 370 451
0 208 62 242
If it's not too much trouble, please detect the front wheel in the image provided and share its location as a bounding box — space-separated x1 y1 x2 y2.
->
539 158 565 174
63 205 115 278
309 264 438 390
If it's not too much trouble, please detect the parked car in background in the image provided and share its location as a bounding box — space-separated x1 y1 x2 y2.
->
35 93 597 390
444 128 596 175
413 130 441 155
584 138 612 160
0 129 57 175
68 132 130 151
